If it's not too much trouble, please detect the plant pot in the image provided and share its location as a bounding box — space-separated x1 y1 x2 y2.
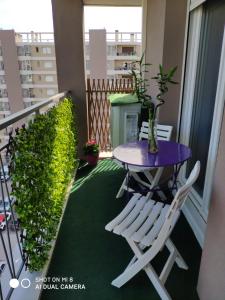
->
85 154 99 166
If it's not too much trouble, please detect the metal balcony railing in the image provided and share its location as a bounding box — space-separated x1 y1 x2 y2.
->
16 31 141 44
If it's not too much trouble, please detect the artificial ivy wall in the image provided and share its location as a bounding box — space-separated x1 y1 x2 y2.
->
10 97 77 271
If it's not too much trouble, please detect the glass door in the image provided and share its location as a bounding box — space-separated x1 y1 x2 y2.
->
179 0 225 240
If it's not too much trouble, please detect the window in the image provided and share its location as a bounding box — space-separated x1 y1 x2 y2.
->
186 0 225 196
22 88 34 98
20 75 33 83
44 61 53 68
0 62 4 70
179 0 225 225
17 46 31 56
35 47 39 53
24 102 32 108
0 76 5 84
42 47 52 54
0 102 10 111
38 75 42 81
121 46 134 56
107 45 117 56
0 89 8 98
47 89 55 96
19 61 32 71
45 75 54 82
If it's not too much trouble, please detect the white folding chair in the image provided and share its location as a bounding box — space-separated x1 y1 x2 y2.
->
116 122 173 199
105 161 200 300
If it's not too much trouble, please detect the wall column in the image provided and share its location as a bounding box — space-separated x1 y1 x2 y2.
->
51 0 87 156
89 29 107 80
0 30 24 113
143 0 187 135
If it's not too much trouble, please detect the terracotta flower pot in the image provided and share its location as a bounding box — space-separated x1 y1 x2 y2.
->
85 154 99 166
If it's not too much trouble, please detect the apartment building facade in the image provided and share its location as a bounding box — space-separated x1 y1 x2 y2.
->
0 30 141 112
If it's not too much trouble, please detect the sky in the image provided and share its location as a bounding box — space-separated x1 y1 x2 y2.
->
0 0 142 33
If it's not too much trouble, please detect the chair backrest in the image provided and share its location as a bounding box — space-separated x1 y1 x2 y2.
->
155 161 200 248
139 121 173 141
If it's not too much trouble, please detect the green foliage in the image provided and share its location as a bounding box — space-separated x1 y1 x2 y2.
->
131 53 152 103
131 54 178 120
9 97 77 271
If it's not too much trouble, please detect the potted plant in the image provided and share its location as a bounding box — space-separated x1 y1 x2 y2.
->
131 54 177 153
83 140 99 166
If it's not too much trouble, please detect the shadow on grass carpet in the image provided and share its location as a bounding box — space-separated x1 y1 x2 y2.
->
41 159 201 300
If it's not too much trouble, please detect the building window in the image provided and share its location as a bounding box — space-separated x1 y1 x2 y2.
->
24 102 32 108
44 61 53 68
121 46 135 56
20 75 33 83
19 61 32 71
107 45 117 56
35 47 39 53
17 45 31 56
45 75 54 82
22 88 34 98
42 47 52 54
0 89 8 98
38 75 42 81
47 89 55 96
0 62 4 70
0 75 5 84
0 102 10 111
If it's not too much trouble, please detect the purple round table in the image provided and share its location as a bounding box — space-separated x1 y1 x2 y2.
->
113 140 191 167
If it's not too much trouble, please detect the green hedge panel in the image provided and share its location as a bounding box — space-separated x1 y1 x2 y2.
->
10 97 77 271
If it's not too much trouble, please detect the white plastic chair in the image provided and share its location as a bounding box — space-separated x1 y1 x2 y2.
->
116 122 173 199
105 161 200 300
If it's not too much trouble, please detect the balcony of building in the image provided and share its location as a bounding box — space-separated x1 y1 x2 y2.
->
0 0 225 300
0 90 202 300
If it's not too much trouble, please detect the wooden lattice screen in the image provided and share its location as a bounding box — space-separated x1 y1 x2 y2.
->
86 78 134 151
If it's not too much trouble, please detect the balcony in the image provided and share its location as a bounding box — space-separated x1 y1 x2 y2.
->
0 77 202 300
0 0 224 299
40 159 201 300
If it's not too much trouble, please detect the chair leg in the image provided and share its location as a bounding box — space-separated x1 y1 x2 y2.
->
112 239 155 289
112 252 172 300
144 263 172 300
166 238 188 270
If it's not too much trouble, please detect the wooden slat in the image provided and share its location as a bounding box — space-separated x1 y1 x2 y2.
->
86 78 134 151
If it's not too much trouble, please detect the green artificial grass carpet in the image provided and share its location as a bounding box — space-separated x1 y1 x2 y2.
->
41 159 201 300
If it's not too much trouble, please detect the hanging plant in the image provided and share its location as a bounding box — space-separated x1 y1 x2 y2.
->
9 97 78 271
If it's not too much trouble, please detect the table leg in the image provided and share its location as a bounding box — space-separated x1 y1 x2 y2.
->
146 167 164 199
